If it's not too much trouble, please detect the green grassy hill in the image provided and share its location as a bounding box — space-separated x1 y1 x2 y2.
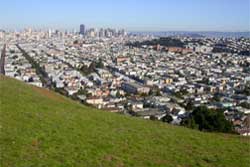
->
0 75 249 167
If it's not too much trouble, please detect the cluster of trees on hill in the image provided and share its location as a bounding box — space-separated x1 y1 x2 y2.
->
159 106 234 133
127 37 185 48
212 47 235 53
181 106 233 133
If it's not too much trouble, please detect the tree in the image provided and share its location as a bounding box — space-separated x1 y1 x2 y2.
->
243 116 250 129
13 55 18 59
213 93 221 102
73 40 79 45
150 116 158 121
239 102 250 109
79 62 96 75
243 86 250 96
162 114 173 123
155 89 162 96
181 117 198 130
173 91 183 99
149 86 162 96
139 93 148 97
88 62 96 72
28 77 34 82
185 101 194 111
96 59 104 68
10 50 15 54
116 91 122 98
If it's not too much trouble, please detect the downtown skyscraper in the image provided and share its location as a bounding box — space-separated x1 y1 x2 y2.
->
80 24 85 35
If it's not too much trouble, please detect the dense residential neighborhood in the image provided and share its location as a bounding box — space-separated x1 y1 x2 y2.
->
0 28 250 135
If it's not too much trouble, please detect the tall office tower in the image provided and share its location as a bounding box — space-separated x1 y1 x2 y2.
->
118 29 126 37
80 24 85 35
99 28 105 38
48 29 52 38
88 28 96 37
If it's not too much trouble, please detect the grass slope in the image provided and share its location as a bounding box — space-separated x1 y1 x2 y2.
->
0 75 249 167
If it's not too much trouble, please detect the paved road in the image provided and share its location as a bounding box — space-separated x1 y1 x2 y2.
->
0 44 6 75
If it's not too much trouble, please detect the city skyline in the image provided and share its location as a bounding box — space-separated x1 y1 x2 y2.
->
0 0 249 32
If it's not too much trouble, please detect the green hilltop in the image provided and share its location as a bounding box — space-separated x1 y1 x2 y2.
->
0 75 249 167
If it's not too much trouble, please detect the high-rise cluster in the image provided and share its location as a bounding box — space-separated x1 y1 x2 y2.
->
79 24 127 38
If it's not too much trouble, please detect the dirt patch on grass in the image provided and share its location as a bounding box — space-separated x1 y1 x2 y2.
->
31 86 66 103
103 155 124 167
103 155 114 162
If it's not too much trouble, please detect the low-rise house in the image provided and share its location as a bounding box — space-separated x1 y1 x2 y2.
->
121 82 150 94
133 108 166 120
86 97 104 105
131 102 144 110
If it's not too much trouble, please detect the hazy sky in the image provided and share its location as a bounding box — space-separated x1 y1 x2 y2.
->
0 0 249 31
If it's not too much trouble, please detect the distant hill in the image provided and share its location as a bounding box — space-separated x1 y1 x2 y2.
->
0 75 249 167
130 31 250 38
128 37 185 48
